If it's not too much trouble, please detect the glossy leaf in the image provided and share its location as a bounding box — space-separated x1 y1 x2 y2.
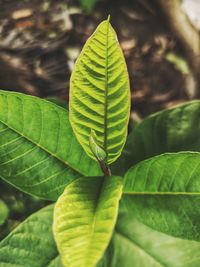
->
69 18 130 164
115 100 200 173
53 176 123 267
123 152 200 241
0 91 101 200
0 205 62 267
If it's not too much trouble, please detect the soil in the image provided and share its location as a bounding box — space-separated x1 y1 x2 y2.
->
0 0 191 120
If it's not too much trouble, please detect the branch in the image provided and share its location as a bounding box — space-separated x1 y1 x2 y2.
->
156 0 200 97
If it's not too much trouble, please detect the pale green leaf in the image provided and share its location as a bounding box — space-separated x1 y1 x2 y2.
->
89 129 106 162
104 212 200 267
0 205 62 267
53 176 123 267
69 18 130 165
0 91 101 200
123 152 200 241
114 100 200 174
166 52 189 75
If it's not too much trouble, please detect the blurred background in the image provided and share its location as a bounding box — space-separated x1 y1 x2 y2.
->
0 0 200 239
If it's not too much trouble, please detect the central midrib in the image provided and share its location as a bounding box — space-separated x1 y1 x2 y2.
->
85 177 105 265
103 17 110 164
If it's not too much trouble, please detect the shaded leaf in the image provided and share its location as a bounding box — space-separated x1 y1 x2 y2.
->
78 0 97 12
0 205 62 267
108 211 200 267
115 100 200 174
123 152 200 241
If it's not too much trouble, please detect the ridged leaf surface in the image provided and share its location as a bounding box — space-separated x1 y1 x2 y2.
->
0 91 101 200
2 202 200 266
69 18 130 164
123 152 200 241
124 152 200 194
0 205 61 267
53 176 123 267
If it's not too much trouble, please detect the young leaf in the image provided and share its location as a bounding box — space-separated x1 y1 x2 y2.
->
53 176 123 267
69 17 130 165
0 91 101 200
115 100 200 173
123 152 200 241
89 129 106 162
0 205 61 267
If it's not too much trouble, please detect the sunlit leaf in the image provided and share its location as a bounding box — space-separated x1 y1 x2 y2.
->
53 176 123 267
69 18 130 165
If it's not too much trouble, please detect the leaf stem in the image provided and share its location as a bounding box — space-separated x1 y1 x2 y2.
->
99 160 112 176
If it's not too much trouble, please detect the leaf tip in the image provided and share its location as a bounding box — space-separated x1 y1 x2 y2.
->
107 14 111 22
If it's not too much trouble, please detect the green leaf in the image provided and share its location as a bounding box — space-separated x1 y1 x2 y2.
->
0 90 101 200
115 100 200 173
78 0 97 12
0 205 62 267
89 129 106 162
69 18 130 165
124 152 200 194
0 199 9 226
166 52 189 75
107 212 200 267
53 176 123 267
45 97 68 109
2 201 200 267
123 152 200 241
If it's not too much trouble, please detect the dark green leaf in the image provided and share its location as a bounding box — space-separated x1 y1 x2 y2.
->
78 0 97 12
123 152 200 241
0 91 101 200
0 205 62 267
114 101 200 174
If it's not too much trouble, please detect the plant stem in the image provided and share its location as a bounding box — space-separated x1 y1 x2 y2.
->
99 160 112 176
